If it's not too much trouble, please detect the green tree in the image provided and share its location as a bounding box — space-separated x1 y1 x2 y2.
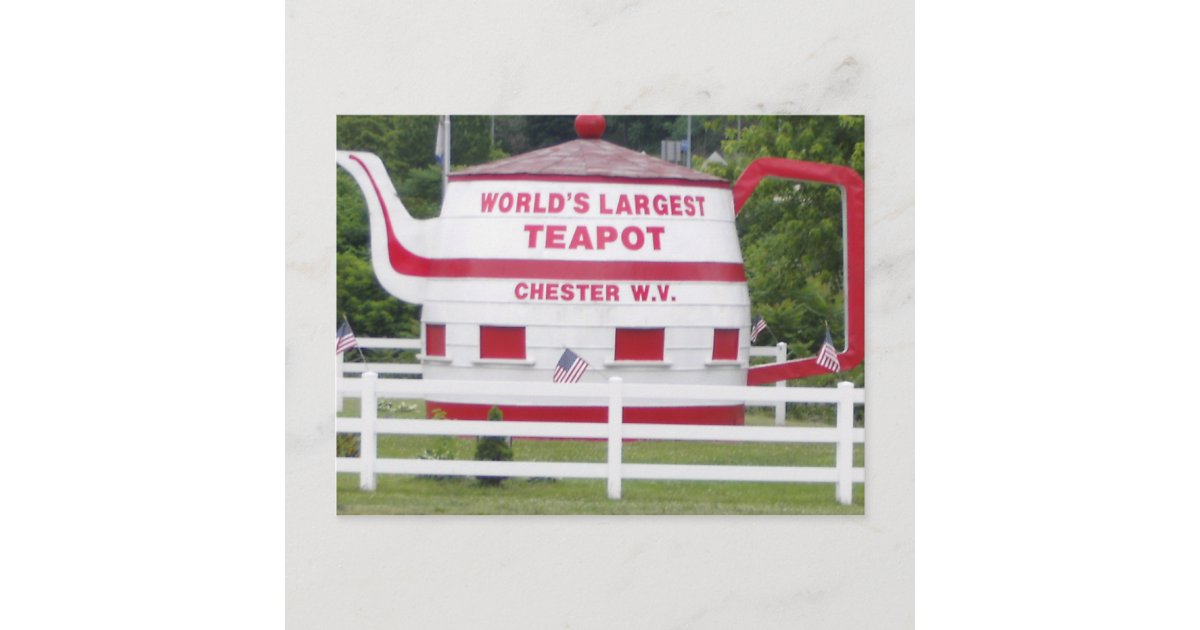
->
474 406 513 486
701 116 864 366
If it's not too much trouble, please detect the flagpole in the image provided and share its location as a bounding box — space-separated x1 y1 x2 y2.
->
442 115 451 195
344 313 368 365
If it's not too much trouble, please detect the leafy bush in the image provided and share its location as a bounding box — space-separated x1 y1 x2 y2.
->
474 406 512 486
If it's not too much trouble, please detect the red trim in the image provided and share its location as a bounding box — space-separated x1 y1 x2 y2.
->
614 328 665 361
424 324 446 356
449 173 731 189
425 402 745 425
712 329 739 361
347 154 432 277
734 159 865 384
429 258 745 281
347 153 745 282
480 326 526 359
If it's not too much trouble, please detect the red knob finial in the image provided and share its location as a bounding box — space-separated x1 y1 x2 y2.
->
575 115 605 139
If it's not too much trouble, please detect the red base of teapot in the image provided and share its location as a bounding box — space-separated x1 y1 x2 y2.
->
424 401 745 425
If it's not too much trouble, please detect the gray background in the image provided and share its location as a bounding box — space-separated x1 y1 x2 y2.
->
287 1 913 627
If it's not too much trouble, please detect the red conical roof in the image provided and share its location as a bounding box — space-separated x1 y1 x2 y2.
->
450 138 728 187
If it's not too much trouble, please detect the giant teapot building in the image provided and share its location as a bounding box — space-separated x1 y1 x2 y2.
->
337 116 864 425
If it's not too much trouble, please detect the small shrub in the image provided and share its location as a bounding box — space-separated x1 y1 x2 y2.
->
474 406 512 486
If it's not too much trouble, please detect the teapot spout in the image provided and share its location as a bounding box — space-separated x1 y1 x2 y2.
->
336 151 432 304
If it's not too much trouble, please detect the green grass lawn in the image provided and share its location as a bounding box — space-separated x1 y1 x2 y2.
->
336 398 865 515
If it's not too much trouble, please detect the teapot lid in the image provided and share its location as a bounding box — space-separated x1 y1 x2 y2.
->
449 115 729 189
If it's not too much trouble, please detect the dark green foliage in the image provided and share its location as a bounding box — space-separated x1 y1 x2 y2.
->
336 251 419 339
700 115 865 354
473 406 513 486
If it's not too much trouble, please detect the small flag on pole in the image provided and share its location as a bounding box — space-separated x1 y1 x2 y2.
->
553 348 589 383
335 321 358 355
750 315 768 343
816 325 841 372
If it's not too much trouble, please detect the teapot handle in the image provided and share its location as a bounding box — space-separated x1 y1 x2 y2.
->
733 158 865 385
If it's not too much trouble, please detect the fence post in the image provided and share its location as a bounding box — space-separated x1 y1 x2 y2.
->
607 376 623 500
775 342 788 425
336 351 345 413
360 371 378 492
835 381 854 505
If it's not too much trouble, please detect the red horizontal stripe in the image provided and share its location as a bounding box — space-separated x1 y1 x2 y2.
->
425 402 745 425
428 258 746 281
449 173 732 189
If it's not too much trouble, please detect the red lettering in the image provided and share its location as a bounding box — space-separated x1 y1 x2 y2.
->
683 196 696 216
529 282 545 299
568 225 594 249
669 195 682 215
548 193 565 213
516 192 531 213
524 224 544 247
574 193 590 213
545 283 558 300
696 196 705 216
596 226 618 249
616 195 632 215
481 192 500 213
634 194 649 215
533 193 547 213
652 195 668 215
599 194 613 214
498 193 514 212
560 283 574 300
605 285 619 301
589 285 603 301
646 226 665 250
514 282 528 299
545 225 567 248
621 226 645 250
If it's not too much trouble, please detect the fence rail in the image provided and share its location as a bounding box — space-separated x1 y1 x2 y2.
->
338 337 794 423
335 372 864 504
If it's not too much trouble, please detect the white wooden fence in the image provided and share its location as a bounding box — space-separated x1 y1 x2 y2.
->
338 337 793 423
335 373 864 504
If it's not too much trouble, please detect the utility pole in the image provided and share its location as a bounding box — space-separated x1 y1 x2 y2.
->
686 115 696 168
442 116 451 194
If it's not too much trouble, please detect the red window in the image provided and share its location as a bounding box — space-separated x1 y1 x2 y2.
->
712 329 739 361
425 324 446 357
480 326 526 359
614 328 665 361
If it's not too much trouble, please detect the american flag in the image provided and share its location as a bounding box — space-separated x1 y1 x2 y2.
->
750 315 768 343
553 348 589 383
816 326 841 372
335 321 358 355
